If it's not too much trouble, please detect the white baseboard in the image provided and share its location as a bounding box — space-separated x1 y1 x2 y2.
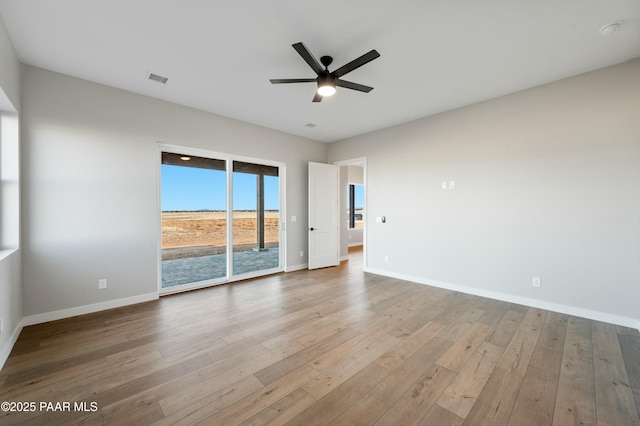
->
285 263 308 272
364 267 640 331
22 292 159 327
0 320 24 372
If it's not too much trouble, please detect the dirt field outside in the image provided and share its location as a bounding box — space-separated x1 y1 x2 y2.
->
162 211 279 249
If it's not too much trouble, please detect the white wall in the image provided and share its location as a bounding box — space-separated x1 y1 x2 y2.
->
21 65 327 319
0 14 22 366
329 60 640 329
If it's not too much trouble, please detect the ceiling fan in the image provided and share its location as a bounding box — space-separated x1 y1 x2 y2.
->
270 42 380 102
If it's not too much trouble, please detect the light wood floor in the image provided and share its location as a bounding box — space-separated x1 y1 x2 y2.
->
1 247 639 425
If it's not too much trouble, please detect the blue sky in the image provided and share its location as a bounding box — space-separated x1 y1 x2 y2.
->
161 165 279 211
352 185 364 210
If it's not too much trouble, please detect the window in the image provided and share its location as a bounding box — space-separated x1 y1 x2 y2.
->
0 88 19 255
347 184 364 229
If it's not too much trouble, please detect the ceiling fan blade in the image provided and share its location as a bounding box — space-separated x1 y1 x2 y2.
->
292 42 324 75
336 79 374 93
312 92 323 102
270 78 317 84
331 50 380 78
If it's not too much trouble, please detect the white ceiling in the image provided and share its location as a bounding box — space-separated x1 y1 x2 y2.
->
1 1 639 143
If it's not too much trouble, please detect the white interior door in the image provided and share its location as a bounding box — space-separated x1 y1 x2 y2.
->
308 162 339 269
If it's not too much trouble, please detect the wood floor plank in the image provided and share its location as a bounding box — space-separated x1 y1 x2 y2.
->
158 347 288 415
432 301 484 342
370 336 452 405
552 316 597 426
476 299 511 327
288 363 390 425
592 321 640 426
303 332 400 400
261 306 363 350
152 375 265 426
293 309 375 349
497 308 547 377
375 321 444 371
374 363 457 426
529 311 568 375
1 249 638 425
617 332 640 417
487 308 527 348
307 321 395 373
330 393 388 425
104 400 166 425
240 388 316 426
436 322 494 372
198 364 320 426
419 404 464 426
508 365 558 426
464 367 523 426
436 341 504 419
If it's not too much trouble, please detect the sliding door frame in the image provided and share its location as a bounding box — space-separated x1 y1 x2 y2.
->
157 143 286 295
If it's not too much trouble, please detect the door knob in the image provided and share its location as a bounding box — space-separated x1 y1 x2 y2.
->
309 227 316 231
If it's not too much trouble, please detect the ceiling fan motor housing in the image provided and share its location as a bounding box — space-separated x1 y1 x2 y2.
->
320 56 334 68
318 73 335 88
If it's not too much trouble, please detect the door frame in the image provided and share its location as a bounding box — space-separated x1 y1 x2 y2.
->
157 143 286 295
333 157 367 270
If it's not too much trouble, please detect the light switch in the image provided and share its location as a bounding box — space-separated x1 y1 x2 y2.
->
442 181 448 189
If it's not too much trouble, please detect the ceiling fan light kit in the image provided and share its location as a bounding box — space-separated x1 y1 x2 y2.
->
317 74 336 97
270 42 380 102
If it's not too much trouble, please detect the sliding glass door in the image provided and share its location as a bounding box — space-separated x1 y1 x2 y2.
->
160 152 227 289
160 148 282 292
232 161 280 276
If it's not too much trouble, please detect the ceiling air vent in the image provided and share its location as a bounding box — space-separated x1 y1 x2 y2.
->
147 72 168 84
305 123 317 128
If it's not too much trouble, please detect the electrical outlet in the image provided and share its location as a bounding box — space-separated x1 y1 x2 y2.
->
532 277 541 288
99 278 107 290
384 255 389 263
300 250 304 257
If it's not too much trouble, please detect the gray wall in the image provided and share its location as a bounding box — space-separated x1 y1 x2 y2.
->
21 65 327 318
0 14 22 363
329 60 640 328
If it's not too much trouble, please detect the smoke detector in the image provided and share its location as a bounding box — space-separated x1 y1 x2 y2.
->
599 22 621 36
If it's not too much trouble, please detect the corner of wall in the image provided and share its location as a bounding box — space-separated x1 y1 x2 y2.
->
0 318 24 371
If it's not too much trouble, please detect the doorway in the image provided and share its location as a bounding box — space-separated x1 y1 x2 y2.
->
159 146 283 294
335 158 366 267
